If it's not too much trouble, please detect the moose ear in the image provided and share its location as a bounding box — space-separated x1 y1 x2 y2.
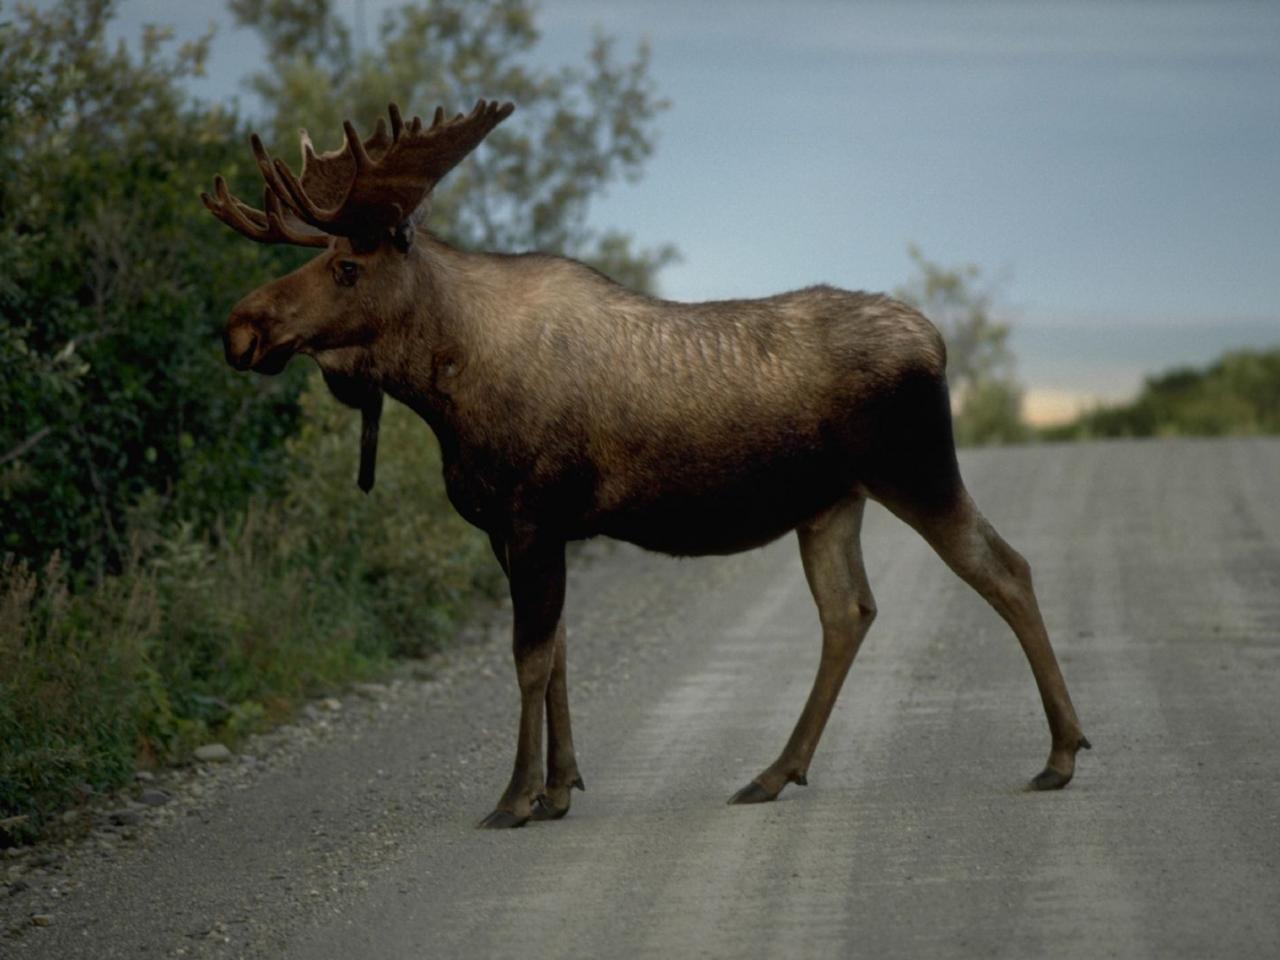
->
321 370 384 493
392 220 415 252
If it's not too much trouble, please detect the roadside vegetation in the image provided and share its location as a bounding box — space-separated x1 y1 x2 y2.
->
1041 347 1280 441
0 0 670 844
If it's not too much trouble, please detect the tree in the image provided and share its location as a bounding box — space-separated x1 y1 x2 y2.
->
0 0 308 577
229 0 678 291
895 246 1028 445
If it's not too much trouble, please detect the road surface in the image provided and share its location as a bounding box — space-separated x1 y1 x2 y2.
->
5 438 1279 958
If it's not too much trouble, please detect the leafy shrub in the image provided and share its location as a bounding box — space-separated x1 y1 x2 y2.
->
1042 347 1280 441
1 376 498 844
0 2 313 575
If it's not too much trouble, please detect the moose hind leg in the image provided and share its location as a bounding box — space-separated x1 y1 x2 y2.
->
730 494 876 805
531 616 586 820
895 490 1090 789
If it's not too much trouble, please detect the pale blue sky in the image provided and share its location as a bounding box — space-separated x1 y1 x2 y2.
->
87 0 1280 416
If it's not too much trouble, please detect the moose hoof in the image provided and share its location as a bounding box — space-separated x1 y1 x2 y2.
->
530 794 569 821
530 776 584 821
477 809 529 829
1027 767 1073 791
1027 735 1090 791
727 780 778 805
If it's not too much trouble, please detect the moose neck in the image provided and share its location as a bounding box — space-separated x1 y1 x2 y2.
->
366 231 505 429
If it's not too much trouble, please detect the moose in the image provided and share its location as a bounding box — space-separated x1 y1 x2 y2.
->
202 100 1089 828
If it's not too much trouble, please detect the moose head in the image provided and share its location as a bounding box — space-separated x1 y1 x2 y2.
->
201 100 513 489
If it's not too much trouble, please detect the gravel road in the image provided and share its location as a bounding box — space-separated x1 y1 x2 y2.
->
4 438 1279 959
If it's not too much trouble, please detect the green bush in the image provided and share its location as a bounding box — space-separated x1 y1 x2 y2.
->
1042 347 1280 441
1 376 498 844
0 2 312 575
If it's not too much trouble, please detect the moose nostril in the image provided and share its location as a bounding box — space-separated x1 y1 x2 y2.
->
226 327 258 370
238 333 259 369
224 320 260 370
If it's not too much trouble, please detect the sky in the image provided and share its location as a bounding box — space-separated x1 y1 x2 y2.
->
89 0 1280 422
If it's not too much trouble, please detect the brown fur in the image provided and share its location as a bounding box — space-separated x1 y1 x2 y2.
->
213 113 1088 827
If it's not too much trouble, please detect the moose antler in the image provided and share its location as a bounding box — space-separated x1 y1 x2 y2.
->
202 100 514 246
201 178 331 247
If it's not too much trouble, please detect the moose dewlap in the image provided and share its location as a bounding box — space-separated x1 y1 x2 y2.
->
202 100 1089 828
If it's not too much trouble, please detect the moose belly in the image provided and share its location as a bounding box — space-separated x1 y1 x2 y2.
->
594 446 856 556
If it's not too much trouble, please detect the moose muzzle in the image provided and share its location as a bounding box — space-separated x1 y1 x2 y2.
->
224 320 260 371
224 307 297 375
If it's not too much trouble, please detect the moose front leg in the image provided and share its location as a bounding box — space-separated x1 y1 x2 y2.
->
479 537 566 829
531 616 586 820
484 536 583 823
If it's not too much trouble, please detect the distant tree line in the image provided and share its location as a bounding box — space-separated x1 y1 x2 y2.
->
1042 347 1280 441
892 248 1279 445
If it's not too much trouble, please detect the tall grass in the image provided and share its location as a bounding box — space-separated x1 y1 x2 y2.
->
0 377 498 844
1 554 162 835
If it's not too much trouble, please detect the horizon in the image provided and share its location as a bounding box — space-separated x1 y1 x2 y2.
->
85 0 1280 424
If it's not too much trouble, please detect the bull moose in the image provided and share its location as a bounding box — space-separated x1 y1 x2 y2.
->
202 100 1089 828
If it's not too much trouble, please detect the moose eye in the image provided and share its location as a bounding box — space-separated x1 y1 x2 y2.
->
335 259 359 287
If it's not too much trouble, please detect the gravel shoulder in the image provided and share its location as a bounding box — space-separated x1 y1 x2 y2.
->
4 438 1279 959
